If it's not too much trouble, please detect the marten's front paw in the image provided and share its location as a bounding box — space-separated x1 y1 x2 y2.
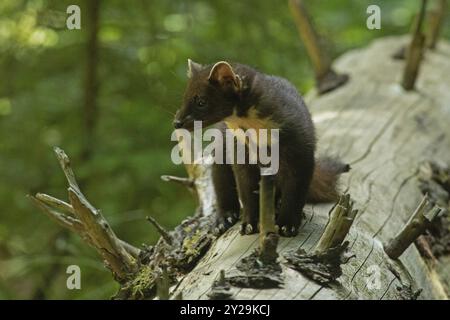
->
214 211 239 235
276 215 301 237
240 221 259 235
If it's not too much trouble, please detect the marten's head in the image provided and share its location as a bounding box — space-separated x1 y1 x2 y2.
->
174 59 242 131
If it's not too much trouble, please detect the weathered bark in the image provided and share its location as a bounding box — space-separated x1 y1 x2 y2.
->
33 36 450 300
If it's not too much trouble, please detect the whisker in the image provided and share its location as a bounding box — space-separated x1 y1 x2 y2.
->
152 104 176 117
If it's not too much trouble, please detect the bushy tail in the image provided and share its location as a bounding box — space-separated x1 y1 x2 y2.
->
306 157 350 203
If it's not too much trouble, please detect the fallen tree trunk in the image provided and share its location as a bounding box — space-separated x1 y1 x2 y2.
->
33 35 450 300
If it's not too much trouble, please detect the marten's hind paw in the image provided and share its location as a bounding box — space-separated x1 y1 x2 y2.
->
277 225 299 237
213 211 239 235
240 222 259 235
276 215 301 237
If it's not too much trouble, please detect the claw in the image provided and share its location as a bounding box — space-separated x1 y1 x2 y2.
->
276 224 298 237
240 223 257 235
291 226 297 235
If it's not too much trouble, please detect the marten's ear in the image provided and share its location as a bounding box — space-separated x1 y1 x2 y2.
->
208 61 240 91
187 59 202 78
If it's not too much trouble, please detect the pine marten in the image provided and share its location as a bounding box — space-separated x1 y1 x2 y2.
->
174 60 349 237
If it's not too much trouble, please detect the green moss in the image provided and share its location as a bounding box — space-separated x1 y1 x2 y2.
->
128 265 156 299
182 229 203 257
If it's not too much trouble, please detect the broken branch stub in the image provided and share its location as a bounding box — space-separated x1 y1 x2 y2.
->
160 175 195 190
384 195 443 259
314 194 357 253
173 130 217 217
146 215 173 245
207 270 233 300
402 0 428 90
427 0 447 49
29 195 85 235
258 169 279 263
32 147 140 281
288 0 348 94
35 193 74 214
283 195 357 287
155 266 170 300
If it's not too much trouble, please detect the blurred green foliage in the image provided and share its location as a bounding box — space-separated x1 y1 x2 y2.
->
0 0 448 299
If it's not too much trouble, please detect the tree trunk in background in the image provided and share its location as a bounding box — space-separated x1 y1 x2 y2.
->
82 0 100 161
170 36 450 300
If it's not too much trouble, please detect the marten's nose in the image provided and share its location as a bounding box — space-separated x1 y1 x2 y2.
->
173 119 184 129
